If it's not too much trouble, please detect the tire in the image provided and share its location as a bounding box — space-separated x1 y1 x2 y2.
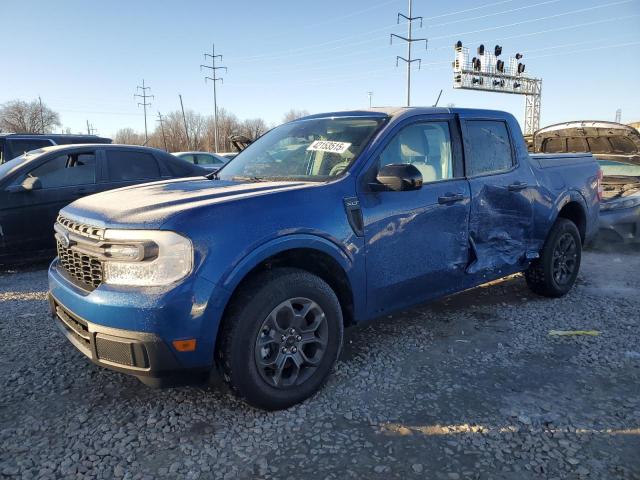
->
218 268 344 410
525 218 582 297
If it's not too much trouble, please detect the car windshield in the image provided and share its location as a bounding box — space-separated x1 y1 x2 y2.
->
0 149 47 178
598 159 640 178
217 116 385 181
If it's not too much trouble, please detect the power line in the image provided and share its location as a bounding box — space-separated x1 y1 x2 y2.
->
391 0 428 106
134 79 153 143
201 43 227 152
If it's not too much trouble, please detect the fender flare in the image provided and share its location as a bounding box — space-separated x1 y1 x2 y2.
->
216 233 355 305
547 189 588 226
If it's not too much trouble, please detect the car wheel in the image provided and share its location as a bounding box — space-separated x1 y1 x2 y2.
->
525 218 582 297
218 268 344 410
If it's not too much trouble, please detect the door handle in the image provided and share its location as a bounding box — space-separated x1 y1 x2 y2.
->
438 193 465 204
507 182 528 191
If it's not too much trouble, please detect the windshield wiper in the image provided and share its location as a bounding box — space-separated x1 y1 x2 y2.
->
231 175 267 183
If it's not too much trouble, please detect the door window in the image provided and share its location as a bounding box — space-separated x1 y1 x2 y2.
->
466 121 513 176
379 122 454 182
179 154 196 164
106 150 161 181
26 153 97 188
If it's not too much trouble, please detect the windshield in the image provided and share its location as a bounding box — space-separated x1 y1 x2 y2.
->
598 159 640 178
0 149 47 179
218 116 385 181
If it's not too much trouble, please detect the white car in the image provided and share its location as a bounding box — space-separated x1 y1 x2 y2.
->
172 151 229 171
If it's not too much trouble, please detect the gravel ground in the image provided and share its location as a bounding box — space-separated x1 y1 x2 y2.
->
1 250 639 480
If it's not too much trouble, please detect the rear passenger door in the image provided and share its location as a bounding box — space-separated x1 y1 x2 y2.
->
103 149 163 189
461 118 534 281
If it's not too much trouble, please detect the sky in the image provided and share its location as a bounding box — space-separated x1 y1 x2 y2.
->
1 0 639 137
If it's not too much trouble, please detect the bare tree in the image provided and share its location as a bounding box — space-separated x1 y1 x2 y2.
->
241 118 269 141
114 127 145 145
0 99 61 133
282 109 309 123
205 108 241 152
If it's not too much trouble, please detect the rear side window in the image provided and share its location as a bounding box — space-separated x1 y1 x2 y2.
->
106 150 161 181
8 139 53 160
179 154 196 164
466 121 513 176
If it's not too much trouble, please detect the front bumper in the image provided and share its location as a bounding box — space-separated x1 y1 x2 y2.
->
48 258 222 386
597 204 640 244
49 293 184 379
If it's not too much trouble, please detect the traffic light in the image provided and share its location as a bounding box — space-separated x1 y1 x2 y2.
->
513 82 521 89
515 53 523 60
472 57 481 71
517 63 526 74
494 45 502 56
496 60 505 73
493 79 505 87
472 77 483 85
455 40 462 49
477 44 485 55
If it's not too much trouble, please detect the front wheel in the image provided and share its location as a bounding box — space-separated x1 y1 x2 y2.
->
218 268 344 410
525 218 582 297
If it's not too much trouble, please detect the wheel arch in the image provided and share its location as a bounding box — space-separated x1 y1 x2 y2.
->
550 191 588 244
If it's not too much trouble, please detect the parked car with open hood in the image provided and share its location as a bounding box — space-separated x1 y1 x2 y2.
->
534 121 640 244
48 107 600 410
0 144 207 263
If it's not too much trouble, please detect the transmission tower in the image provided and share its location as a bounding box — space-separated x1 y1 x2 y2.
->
615 108 622 123
390 0 427 106
134 79 154 143
200 44 227 152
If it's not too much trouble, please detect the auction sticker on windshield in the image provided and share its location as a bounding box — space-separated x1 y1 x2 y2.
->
307 140 352 154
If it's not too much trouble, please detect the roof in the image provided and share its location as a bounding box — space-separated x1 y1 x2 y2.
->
18 143 168 155
0 133 109 139
535 121 638 135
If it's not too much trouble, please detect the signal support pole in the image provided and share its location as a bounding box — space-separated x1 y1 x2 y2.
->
201 44 227 152
156 111 168 151
134 79 154 143
391 0 427 106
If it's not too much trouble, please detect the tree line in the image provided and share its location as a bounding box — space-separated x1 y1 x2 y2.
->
0 98 308 153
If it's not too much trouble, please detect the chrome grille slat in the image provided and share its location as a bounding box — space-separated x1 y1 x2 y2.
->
56 215 104 290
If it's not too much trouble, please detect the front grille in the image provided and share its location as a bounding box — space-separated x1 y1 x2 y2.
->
56 215 104 290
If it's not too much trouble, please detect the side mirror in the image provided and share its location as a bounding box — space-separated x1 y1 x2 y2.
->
371 164 423 192
6 177 42 193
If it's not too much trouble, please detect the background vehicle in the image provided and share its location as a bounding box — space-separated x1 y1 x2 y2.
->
534 121 640 244
48 107 600 410
0 133 112 164
0 144 207 263
173 151 229 171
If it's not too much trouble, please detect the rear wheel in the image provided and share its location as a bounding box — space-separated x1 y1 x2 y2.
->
218 268 343 410
525 218 582 297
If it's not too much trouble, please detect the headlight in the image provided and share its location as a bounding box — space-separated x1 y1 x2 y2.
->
102 230 193 287
600 195 640 212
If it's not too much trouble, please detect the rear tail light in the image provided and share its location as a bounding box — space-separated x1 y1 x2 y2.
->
597 168 604 201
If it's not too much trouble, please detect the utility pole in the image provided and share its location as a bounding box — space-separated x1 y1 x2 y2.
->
134 79 154 143
179 94 191 150
38 96 45 134
86 120 97 135
156 111 168 151
200 43 227 152
391 0 427 106
367 91 373 108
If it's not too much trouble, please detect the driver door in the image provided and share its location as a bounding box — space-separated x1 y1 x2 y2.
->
4 150 99 256
358 116 471 316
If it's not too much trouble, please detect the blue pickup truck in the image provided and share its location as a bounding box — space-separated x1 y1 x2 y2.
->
48 107 601 410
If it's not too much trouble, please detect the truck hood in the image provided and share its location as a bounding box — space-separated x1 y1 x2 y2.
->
61 177 316 228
